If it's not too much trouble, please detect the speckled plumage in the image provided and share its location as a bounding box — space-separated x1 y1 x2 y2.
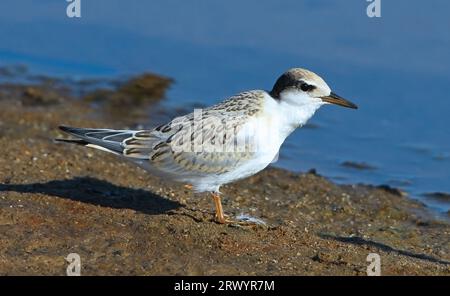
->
57 68 357 223
123 90 268 191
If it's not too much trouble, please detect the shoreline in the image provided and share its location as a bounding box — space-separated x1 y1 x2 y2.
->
0 73 449 275
1 65 449 216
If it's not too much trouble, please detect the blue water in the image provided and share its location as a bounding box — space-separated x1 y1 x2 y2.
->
1 0 449 213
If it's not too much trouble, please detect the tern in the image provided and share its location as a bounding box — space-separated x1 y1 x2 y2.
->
57 68 357 224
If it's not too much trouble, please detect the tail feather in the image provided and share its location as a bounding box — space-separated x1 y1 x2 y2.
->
54 138 89 145
57 125 136 154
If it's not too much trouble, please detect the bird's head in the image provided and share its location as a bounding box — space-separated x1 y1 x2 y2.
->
270 68 358 109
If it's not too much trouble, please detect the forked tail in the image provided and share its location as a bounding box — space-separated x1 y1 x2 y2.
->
56 125 137 155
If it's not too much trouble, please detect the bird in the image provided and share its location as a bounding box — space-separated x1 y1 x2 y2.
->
57 68 357 224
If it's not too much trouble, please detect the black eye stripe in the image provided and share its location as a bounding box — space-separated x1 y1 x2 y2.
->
298 81 316 92
270 73 316 99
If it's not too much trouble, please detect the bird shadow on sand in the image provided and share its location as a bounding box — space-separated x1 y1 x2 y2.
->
319 233 450 265
0 177 183 215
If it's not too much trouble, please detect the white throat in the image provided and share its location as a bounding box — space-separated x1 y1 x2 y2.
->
275 90 324 139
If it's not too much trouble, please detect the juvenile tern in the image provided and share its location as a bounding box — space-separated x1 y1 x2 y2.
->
57 68 357 224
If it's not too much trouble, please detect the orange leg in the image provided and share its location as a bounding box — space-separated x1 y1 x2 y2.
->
211 192 229 224
210 193 262 226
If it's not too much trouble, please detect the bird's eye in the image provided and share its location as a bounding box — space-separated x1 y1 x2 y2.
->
300 82 314 92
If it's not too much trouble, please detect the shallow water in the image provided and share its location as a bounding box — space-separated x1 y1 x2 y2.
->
0 0 449 213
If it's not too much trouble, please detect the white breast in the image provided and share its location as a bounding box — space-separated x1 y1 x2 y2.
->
187 92 324 192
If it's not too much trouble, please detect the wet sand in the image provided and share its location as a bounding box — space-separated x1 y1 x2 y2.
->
0 74 449 275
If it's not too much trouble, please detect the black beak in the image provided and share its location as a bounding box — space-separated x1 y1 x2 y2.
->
321 92 358 109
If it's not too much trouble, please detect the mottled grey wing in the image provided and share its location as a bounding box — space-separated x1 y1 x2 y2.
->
122 90 265 176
